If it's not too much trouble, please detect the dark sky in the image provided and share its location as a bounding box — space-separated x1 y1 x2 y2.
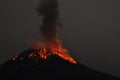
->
0 0 120 77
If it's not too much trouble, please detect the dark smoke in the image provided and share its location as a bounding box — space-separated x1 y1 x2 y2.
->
36 0 63 50
37 0 60 41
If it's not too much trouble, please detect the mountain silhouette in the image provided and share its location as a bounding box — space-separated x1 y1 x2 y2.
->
0 49 119 80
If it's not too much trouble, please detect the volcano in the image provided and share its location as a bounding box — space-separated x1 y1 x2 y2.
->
0 0 120 80
0 49 119 80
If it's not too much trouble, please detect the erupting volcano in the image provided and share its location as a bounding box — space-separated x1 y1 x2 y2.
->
0 0 120 80
11 0 77 64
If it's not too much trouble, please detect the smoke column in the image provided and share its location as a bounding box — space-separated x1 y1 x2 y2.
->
37 0 63 51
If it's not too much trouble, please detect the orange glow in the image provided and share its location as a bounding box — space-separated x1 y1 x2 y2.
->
29 38 77 64
50 49 77 64
12 55 18 61
29 52 34 58
12 43 77 64
27 48 77 64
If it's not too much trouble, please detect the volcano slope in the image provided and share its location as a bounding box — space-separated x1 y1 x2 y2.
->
0 49 119 80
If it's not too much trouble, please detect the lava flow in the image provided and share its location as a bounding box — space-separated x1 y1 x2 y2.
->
12 48 77 64
29 48 77 64
12 0 77 64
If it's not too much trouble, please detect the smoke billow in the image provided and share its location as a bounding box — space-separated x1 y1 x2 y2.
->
37 0 59 39
37 0 63 50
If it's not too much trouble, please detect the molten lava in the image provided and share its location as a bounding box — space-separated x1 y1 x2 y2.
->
29 48 77 64
12 38 77 64
27 37 77 64
12 48 77 64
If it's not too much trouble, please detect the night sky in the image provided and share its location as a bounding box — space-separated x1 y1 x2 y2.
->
0 0 120 77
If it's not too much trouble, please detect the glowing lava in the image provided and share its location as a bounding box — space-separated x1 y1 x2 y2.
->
12 48 77 64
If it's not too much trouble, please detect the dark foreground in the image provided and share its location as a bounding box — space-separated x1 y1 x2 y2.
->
0 49 119 80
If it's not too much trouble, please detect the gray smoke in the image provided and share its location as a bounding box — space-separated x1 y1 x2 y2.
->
37 0 60 41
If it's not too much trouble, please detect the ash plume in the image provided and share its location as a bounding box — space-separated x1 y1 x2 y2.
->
37 0 62 50
37 0 60 40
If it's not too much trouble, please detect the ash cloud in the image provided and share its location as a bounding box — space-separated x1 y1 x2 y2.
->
37 0 60 41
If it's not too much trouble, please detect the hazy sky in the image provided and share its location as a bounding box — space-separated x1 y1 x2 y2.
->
0 0 120 77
